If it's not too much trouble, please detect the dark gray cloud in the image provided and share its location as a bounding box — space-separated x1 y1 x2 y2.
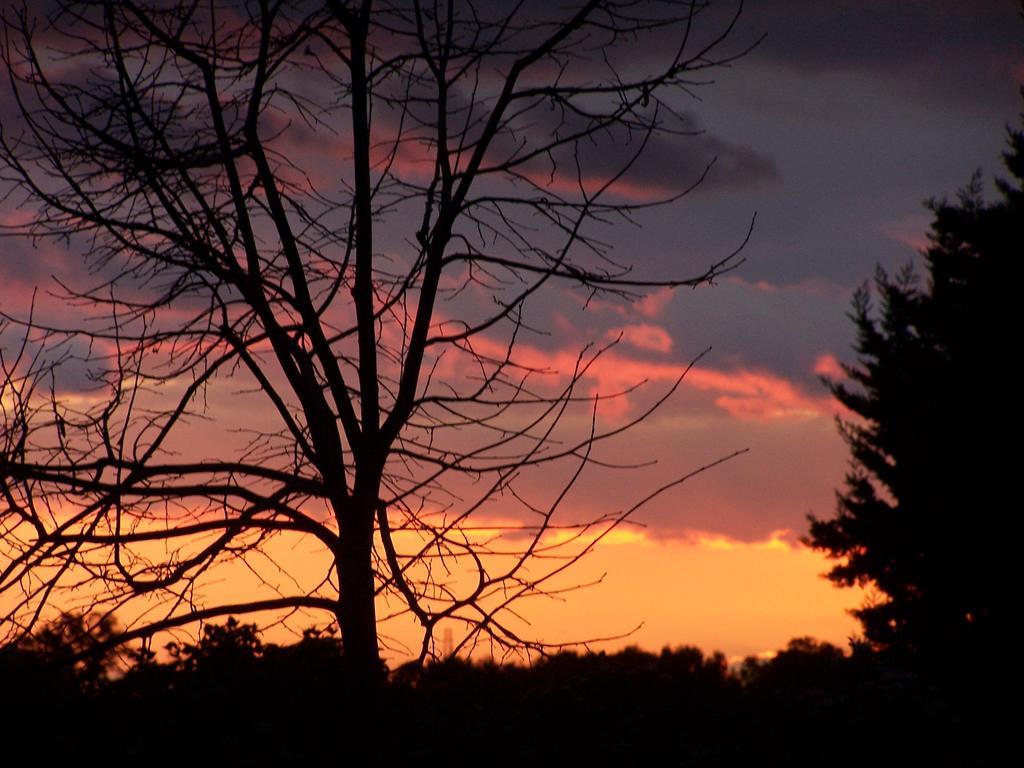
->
1 238 63 289
662 277 852 389
0 228 101 295
737 0 1022 113
0 320 110 399
575 115 781 196
501 106 780 199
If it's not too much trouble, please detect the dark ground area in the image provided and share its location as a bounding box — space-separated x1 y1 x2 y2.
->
0 618 1011 766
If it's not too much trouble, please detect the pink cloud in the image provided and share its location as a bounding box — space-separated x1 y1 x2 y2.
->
576 287 677 322
812 353 844 379
464 334 835 423
878 216 931 253
512 167 674 203
636 288 675 318
0 209 37 229
607 323 673 354
685 367 834 421
723 275 848 299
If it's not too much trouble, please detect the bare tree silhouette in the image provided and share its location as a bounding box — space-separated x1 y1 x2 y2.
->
0 0 751 678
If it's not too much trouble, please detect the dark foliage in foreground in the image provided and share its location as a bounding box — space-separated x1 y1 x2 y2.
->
0 617 1009 766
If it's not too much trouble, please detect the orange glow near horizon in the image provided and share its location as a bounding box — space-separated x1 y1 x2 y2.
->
7 513 861 665
520 529 863 662
178 524 863 665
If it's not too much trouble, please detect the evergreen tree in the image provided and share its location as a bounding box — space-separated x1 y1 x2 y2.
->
807 116 1024 662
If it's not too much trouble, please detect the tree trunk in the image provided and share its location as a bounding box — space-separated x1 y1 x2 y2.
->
336 494 381 687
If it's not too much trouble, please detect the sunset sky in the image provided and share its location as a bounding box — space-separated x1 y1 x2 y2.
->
1 0 1021 663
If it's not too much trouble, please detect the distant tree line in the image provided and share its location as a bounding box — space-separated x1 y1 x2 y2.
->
0 612 1007 765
